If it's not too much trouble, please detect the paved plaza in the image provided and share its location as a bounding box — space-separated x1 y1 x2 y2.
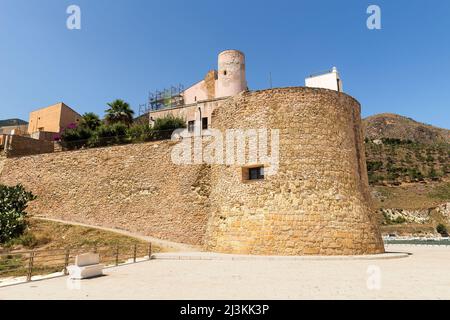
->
1 245 449 300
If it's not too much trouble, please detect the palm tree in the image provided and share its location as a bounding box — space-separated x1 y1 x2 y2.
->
105 99 135 126
80 112 101 131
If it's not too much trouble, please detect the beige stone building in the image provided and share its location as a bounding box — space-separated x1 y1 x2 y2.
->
28 102 81 137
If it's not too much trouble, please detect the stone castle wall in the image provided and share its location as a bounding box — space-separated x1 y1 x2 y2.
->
0 141 210 246
0 87 384 255
3 135 55 157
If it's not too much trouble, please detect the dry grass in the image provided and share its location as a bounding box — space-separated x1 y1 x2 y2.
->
0 218 170 280
372 180 450 236
372 179 450 210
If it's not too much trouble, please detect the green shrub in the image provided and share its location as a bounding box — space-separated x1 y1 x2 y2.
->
407 168 424 181
5 232 39 249
88 123 129 147
152 114 186 131
0 184 36 243
60 126 93 149
98 123 128 138
383 213 407 225
367 161 383 172
392 216 407 224
127 124 153 142
436 224 448 236
427 168 440 180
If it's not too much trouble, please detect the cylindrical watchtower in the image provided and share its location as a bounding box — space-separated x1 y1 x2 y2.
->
216 50 247 98
205 87 385 256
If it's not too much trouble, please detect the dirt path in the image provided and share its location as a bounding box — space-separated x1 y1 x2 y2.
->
34 216 202 253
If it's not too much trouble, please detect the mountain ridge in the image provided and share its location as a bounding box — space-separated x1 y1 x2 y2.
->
363 113 450 144
0 119 28 127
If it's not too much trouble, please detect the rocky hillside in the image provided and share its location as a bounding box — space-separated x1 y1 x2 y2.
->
363 113 450 144
363 114 450 186
363 113 450 236
0 119 28 127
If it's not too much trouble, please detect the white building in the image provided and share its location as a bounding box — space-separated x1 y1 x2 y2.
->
305 67 343 92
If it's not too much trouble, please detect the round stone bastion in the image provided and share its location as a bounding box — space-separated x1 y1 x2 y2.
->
204 87 385 256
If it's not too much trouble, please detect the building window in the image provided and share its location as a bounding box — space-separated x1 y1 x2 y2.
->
242 166 265 181
224 70 227 76
202 117 208 130
188 120 195 133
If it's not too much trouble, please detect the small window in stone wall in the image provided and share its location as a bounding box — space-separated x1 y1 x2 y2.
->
242 166 265 181
224 70 227 76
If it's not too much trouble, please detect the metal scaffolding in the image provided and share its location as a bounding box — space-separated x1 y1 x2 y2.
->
148 84 185 112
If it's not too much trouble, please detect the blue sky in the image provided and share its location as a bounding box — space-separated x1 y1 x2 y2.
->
1 0 449 128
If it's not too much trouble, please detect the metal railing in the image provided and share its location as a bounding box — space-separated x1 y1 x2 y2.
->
0 243 152 283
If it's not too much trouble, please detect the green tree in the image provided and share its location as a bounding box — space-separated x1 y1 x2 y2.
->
87 123 129 147
0 184 36 243
60 126 93 149
151 114 186 140
80 112 101 131
105 99 135 127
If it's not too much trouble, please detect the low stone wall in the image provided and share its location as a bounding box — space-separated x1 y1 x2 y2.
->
0 140 210 246
3 135 54 157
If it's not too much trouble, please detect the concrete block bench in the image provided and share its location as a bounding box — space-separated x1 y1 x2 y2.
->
67 253 104 280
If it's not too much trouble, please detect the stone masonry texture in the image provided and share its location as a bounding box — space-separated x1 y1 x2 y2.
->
0 141 210 246
205 88 385 255
0 87 385 255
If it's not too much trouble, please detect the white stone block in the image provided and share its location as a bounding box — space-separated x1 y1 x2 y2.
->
67 253 104 279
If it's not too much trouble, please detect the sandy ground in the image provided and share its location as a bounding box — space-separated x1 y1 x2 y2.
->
1 245 449 300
